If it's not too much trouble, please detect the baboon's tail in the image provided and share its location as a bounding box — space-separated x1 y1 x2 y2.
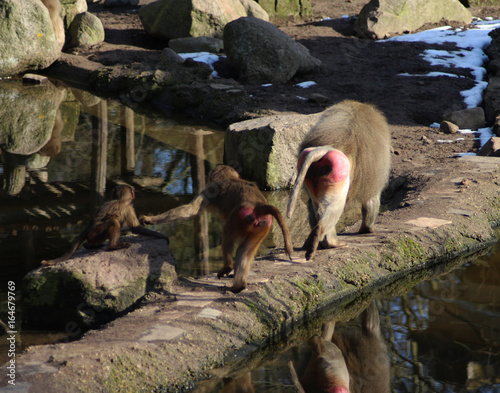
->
287 146 334 218
257 204 293 259
41 222 92 266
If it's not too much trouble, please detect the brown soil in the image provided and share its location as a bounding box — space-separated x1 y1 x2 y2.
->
79 0 500 188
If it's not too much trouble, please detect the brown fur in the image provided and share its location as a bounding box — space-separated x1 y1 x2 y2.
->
288 100 391 260
42 185 169 266
141 165 293 293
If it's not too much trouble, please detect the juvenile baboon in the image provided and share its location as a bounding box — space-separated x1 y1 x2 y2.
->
287 100 391 260
41 0 65 50
140 165 294 293
42 185 169 266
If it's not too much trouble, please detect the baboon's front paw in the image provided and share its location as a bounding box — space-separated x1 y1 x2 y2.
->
109 242 131 250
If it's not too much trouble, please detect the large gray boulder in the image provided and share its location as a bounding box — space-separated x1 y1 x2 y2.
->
139 0 268 40
356 0 473 39
223 17 321 84
225 112 322 189
0 0 61 77
22 236 176 329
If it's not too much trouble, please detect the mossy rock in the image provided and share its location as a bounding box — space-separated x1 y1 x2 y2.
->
21 236 176 329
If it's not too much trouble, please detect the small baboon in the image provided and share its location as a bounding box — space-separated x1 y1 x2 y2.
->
42 185 169 266
287 100 391 260
140 165 293 293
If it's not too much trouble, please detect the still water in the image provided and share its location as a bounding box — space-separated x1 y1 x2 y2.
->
192 246 500 393
0 79 231 362
0 80 499 392
0 79 228 293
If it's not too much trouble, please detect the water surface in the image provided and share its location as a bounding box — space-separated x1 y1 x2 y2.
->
192 245 500 392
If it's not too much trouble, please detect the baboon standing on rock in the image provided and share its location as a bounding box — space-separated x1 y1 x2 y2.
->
287 100 391 261
141 165 294 293
42 185 169 266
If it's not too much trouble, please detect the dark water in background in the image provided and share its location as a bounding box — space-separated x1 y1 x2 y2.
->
192 245 500 393
0 83 229 363
0 83 499 391
0 84 227 291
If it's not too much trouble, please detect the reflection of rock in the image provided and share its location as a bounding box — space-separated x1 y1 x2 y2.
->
22 236 177 329
0 0 61 77
1 152 28 196
39 109 63 157
0 80 65 155
27 154 52 170
71 88 101 108
0 81 65 195
59 97 82 142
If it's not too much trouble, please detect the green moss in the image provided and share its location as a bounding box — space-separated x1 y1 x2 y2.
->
292 277 324 308
444 237 460 253
398 237 426 260
380 236 428 271
105 353 157 393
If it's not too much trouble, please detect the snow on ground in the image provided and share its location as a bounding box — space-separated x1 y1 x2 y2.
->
178 52 223 78
179 19 500 150
385 19 500 150
385 19 500 108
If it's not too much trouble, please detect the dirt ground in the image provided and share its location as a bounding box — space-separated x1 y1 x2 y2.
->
70 0 499 203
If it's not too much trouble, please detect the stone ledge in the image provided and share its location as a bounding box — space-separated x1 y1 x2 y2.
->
21 236 176 329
